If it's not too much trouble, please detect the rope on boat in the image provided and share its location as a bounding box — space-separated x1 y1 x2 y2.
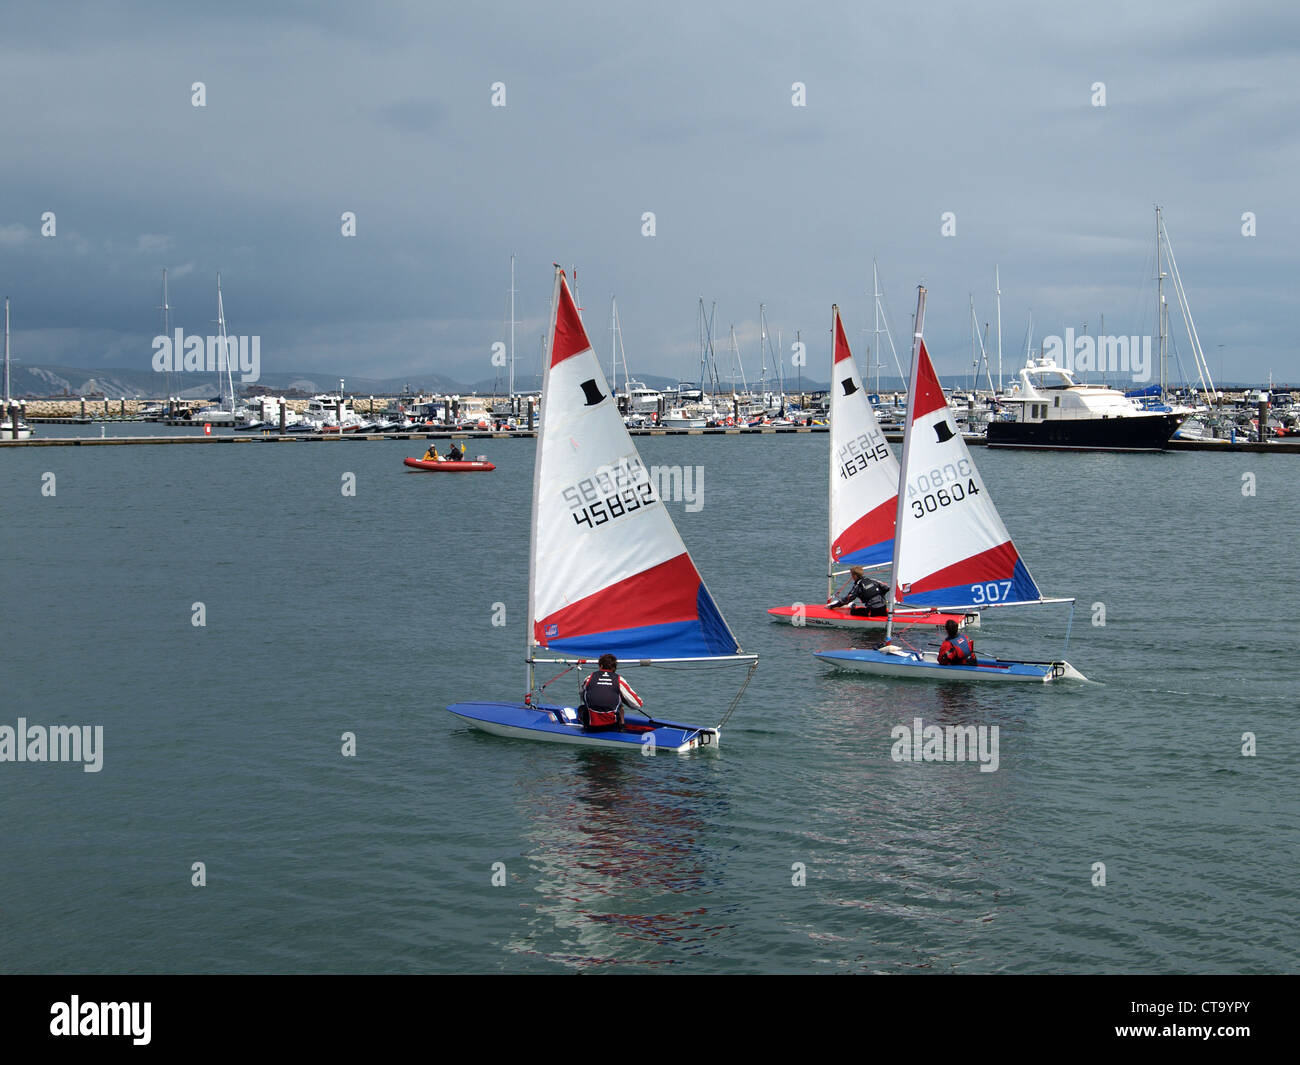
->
1062 599 1077 658
537 661 583 695
715 659 759 731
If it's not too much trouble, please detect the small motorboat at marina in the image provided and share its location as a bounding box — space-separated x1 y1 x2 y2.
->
403 456 495 472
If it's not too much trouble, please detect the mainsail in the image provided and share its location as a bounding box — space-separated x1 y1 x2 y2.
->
828 305 898 569
528 267 743 660
891 293 1043 612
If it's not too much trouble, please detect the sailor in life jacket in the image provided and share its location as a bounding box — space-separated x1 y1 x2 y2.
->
578 654 644 730
423 445 441 461
828 565 889 616
938 619 977 666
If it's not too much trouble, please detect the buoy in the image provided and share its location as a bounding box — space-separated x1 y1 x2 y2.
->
203 423 212 435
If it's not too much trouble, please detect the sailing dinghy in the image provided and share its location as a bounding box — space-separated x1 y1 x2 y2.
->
447 267 757 751
767 305 972 634
814 287 1087 683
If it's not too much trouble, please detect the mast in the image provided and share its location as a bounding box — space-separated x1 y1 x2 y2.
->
509 254 516 401
3 297 10 412
1156 204 1167 398
3 297 9 410
776 326 784 412
729 324 745 400
528 266 564 692
886 285 927 641
970 293 977 390
995 265 1002 393
609 295 618 398
795 328 801 406
216 273 235 413
157 268 171 412
827 307 837 604
873 262 882 394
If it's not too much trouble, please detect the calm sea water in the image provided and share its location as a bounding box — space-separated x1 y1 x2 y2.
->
1 429 1296 973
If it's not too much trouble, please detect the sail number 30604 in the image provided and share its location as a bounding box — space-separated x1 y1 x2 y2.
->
907 460 980 519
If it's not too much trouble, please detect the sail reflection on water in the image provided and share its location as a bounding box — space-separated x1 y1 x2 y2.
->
506 754 734 969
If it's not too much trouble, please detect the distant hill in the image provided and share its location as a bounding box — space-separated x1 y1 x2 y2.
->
6 364 834 398
5 365 463 399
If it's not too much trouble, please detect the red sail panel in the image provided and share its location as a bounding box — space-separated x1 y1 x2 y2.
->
910 339 948 420
551 270 593 366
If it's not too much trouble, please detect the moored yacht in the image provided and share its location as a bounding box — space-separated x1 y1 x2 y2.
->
987 356 1184 451
1 299 32 440
624 380 663 414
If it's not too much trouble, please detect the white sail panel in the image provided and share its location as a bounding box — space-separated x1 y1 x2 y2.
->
828 305 897 568
892 337 1042 611
529 269 740 659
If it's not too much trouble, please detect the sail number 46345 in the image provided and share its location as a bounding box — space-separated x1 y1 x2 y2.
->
907 460 979 518
837 432 890 480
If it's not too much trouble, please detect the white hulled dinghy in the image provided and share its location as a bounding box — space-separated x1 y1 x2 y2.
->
767 305 972 634
814 287 1087 684
448 267 757 751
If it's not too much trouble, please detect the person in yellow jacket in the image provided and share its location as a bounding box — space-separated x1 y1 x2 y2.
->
423 445 441 461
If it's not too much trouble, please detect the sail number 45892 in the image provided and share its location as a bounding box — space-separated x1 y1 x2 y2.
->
907 459 980 518
562 460 656 529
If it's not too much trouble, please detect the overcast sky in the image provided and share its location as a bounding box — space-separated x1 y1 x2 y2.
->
2 0 1296 389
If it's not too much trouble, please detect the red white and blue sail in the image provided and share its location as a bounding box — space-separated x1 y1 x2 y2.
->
528 268 742 660
892 335 1042 611
829 306 898 569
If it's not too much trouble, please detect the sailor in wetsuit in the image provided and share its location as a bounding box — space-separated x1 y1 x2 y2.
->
938 619 977 666
578 654 644 731
828 565 890 616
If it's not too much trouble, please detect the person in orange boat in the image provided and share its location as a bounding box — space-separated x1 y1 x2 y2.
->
422 445 442 461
